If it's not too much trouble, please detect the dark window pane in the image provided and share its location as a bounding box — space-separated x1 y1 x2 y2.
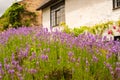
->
50 0 65 27
113 0 120 9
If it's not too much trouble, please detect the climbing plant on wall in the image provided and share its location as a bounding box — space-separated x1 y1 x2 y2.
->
0 2 37 30
8 3 24 28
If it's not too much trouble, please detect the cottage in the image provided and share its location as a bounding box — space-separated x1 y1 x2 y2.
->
37 0 120 29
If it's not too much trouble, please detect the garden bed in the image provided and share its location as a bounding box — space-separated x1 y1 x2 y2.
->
0 27 120 80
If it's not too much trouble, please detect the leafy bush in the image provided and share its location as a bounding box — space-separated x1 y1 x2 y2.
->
117 19 120 27
0 3 37 30
90 21 113 35
23 19 31 27
60 22 71 34
62 21 114 36
12 22 22 28
3 22 9 30
8 3 24 28
72 26 90 36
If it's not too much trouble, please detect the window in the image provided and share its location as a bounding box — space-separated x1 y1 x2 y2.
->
50 0 65 27
113 0 120 9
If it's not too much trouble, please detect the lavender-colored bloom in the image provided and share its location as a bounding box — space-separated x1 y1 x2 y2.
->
77 58 80 63
115 67 120 72
106 53 112 59
4 64 10 70
68 51 74 58
0 63 2 70
17 65 23 72
29 52 36 61
92 55 98 62
8 69 15 74
41 54 48 61
116 62 120 67
11 60 18 66
4 58 8 63
0 70 4 75
86 59 89 66
11 53 15 61
105 63 111 69
28 69 37 74
16 72 23 80
110 71 114 75
0 76 2 79
0 63 4 75
71 58 76 62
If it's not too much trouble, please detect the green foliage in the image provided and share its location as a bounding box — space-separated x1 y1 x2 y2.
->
0 18 8 30
23 19 31 27
62 21 114 36
117 19 120 27
3 22 9 30
72 26 90 36
90 21 113 35
60 22 71 34
0 3 24 29
12 22 22 28
8 3 24 28
0 2 37 30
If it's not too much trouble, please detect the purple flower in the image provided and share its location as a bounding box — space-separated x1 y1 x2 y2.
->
106 63 111 68
4 64 10 70
0 63 2 70
11 53 15 61
28 69 37 74
77 58 80 63
11 60 18 66
71 58 76 62
68 51 74 57
115 67 120 72
92 55 98 62
86 59 89 66
41 54 48 61
0 76 2 79
4 58 8 63
106 53 112 59
8 69 15 74
17 65 23 72
29 52 36 61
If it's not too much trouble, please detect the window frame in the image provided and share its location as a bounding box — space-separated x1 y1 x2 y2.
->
50 0 65 27
113 0 120 10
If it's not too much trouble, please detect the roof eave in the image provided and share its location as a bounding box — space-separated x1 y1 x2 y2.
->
36 0 61 10
36 0 51 10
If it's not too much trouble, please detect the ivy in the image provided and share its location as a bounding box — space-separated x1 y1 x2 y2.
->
0 2 37 30
8 3 24 28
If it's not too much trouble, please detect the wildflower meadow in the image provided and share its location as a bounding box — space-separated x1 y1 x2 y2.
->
0 27 120 80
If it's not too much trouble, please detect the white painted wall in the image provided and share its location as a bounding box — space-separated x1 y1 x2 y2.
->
42 7 50 29
42 0 120 28
65 0 120 28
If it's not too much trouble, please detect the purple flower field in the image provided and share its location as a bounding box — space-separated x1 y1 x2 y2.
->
0 27 120 80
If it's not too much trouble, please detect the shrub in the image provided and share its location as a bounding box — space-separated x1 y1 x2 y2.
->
117 19 120 27
3 22 9 30
72 26 90 36
0 2 37 30
12 22 22 28
60 22 71 34
62 21 114 36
